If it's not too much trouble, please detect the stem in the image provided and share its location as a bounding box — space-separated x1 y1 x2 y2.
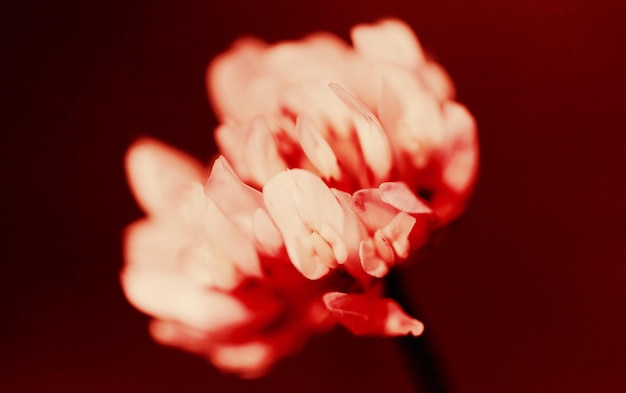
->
385 269 449 393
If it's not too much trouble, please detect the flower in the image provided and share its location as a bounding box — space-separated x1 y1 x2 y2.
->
122 18 478 377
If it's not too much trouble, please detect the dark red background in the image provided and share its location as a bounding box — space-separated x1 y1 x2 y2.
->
3 1 625 392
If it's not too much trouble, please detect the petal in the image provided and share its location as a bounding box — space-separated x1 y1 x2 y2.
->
296 114 341 180
207 38 279 123
329 83 392 184
125 138 204 215
379 212 416 259
178 243 242 290
252 208 285 256
280 79 353 139
420 61 456 101
440 103 479 195
429 103 479 225
204 199 262 278
265 33 349 80
149 319 208 354
179 182 262 279
323 292 424 336
205 156 265 238
359 239 390 278
379 182 432 215
349 188 399 231
121 266 255 332
214 122 253 181
351 19 425 68
124 219 188 269
263 169 355 279
377 67 447 166
210 341 275 378
244 117 289 185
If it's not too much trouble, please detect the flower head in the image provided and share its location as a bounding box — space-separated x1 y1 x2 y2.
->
209 18 478 223
122 18 478 377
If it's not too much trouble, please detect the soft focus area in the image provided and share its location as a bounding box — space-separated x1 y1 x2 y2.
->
3 1 625 392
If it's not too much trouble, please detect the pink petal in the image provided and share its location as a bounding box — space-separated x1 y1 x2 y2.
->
379 212 416 259
214 122 253 181
244 117 289 185
280 79 353 139
124 219 188 269
323 292 424 336
349 188 399 231
359 239 390 278
265 34 349 80
177 243 242 290
377 67 446 166
263 169 357 279
329 83 392 184
441 102 479 195
296 114 341 180
420 61 456 101
125 138 204 215
122 266 256 332
207 38 279 123
149 319 208 354
205 156 265 238
252 208 285 256
379 182 432 215
210 341 275 378
166 181 261 279
427 102 479 225
351 19 425 68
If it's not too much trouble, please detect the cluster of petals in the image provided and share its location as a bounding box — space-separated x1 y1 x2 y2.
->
122 18 478 377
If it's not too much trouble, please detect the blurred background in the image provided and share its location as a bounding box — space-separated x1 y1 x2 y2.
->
3 0 625 392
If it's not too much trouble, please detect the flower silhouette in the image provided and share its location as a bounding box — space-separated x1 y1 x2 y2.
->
122 19 478 376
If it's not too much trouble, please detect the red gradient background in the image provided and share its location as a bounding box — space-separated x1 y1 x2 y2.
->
3 1 625 392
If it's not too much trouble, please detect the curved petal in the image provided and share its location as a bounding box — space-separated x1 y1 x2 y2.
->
122 266 255 332
441 102 479 195
349 188 398 231
263 169 359 279
323 292 424 336
359 239 390 278
431 102 479 224
379 182 432 215
125 138 204 215
244 117 289 185
178 243 242 290
329 83 392 184
296 114 341 180
351 19 425 68
205 156 265 238
124 219 188 269
207 38 279 123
